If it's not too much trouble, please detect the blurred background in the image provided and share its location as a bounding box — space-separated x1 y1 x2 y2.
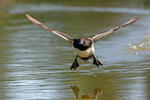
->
0 0 150 100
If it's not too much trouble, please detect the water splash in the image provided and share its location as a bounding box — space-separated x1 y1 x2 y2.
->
128 33 150 55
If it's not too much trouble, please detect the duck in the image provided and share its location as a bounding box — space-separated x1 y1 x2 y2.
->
26 14 139 70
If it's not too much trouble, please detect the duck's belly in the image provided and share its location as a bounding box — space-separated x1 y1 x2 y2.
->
74 46 95 58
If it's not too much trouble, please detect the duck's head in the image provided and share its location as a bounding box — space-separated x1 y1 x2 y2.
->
73 38 93 51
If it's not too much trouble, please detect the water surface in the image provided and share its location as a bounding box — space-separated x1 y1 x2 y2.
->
0 0 150 100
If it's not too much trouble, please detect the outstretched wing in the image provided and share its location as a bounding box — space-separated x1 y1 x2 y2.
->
26 14 73 44
91 17 140 42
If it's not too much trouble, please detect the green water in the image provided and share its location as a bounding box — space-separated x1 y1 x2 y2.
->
0 0 150 100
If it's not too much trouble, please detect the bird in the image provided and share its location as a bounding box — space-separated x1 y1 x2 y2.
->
26 14 139 70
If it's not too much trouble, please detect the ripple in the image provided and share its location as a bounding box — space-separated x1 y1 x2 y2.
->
9 4 150 15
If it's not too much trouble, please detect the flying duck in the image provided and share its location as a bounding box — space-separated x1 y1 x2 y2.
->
26 14 139 70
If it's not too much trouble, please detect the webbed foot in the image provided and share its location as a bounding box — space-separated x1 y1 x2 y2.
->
70 56 79 70
92 55 103 66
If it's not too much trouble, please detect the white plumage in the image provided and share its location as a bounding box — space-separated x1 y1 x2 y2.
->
74 44 95 58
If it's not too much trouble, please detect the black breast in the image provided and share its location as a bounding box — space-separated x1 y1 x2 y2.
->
73 38 93 51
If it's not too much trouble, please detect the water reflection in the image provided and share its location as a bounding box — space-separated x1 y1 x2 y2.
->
0 0 150 100
9 4 150 15
71 86 102 100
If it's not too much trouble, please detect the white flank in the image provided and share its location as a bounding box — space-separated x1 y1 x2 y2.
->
74 44 95 58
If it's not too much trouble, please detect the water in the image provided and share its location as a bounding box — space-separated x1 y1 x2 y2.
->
0 0 150 100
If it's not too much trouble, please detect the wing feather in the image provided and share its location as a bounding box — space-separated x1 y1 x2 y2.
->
26 14 73 44
91 17 140 42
